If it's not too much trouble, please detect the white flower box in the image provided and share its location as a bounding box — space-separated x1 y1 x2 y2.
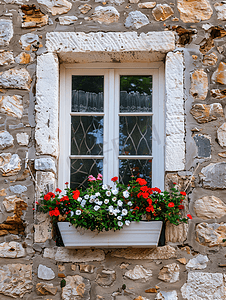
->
58 221 163 249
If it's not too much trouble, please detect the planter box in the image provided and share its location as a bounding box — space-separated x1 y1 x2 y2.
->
58 221 163 249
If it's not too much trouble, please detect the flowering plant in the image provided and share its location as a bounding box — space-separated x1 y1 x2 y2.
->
38 175 190 232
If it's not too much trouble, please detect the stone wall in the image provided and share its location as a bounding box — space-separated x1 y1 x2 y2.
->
1 0 226 299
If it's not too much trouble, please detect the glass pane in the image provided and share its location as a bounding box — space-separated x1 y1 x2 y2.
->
70 159 103 189
120 76 152 112
71 116 103 155
119 116 152 155
72 76 104 112
119 159 152 186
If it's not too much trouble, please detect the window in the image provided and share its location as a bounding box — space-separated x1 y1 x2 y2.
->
59 63 164 190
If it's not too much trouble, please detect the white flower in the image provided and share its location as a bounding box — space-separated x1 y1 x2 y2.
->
115 208 120 213
81 200 86 207
89 198 94 203
70 211 74 216
90 195 96 200
117 216 122 220
127 201 132 206
84 194 89 199
77 197 82 202
106 190 111 197
118 221 123 227
102 184 108 190
123 190 130 198
94 199 99 204
98 201 103 206
109 211 113 215
113 210 118 216
95 192 100 197
76 210 81 215
104 199 109 204
125 220 130 226
160 192 164 196
117 200 123 206
94 205 100 211
112 196 117 202
112 189 118 195
122 209 128 216
109 205 114 211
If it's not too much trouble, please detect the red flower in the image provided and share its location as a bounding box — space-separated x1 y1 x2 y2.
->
147 198 152 205
134 206 139 210
152 187 161 193
146 205 154 213
180 191 186 196
44 194 51 201
111 176 118 182
140 186 148 192
180 199 183 203
142 192 149 199
137 192 142 198
173 182 177 185
32 208 35 210
168 202 175 208
65 182 69 185
136 178 147 186
49 208 60 217
178 205 184 210
187 214 192 219
62 196 69 201
73 190 80 200
47 192 55 198
56 188 62 193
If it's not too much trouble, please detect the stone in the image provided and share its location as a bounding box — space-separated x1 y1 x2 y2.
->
3 195 23 212
20 33 39 50
211 89 226 99
36 282 58 295
124 11 149 29
124 265 152 281
155 291 178 300
55 248 105 262
203 52 218 66
158 263 180 283
177 258 187 265
79 264 95 273
79 4 92 14
0 264 32 298
129 0 139 2
214 3 226 20
96 269 116 287
196 222 226 247
36 171 56 200
3 0 28 3
15 52 33 64
190 103 224 123
0 189 6 196
9 185 27 194
38 264 55 280
190 69 208 100
194 196 226 219
193 134 211 158
109 0 125 4
43 247 56 259
35 157 56 173
138 2 156 9
165 222 188 244
0 19 13 46
0 241 25 258
181 272 226 299
62 275 91 300
177 0 213 23
16 132 29 146
186 254 209 270
213 62 226 85
0 69 32 90
34 213 52 243
200 162 226 189
0 131 14 150
0 95 23 118
0 51 14 65
21 4 48 28
36 54 59 157
59 16 78 25
112 246 176 260
0 153 21 176
218 123 226 147
89 6 119 24
152 4 174 21
37 0 72 15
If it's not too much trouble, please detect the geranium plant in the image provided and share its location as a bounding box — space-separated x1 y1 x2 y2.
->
37 175 190 232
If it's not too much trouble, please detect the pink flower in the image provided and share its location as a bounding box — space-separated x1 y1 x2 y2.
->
97 173 103 180
88 175 96 181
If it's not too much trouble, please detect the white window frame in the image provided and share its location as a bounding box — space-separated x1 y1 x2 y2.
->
59 62 165 190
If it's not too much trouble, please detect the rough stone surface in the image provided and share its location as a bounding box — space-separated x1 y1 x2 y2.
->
112 246 176 260
214 3 226 20
0 68 32 90
152 4 174 21
35 157 56 173
177 0 213 23
138 2 156 9
0 241 25 258
194 195 226 219
3 195 23 212
0 19 13 46
37 0 72 15
212 62 226 85
36 54 59 157
0 264 32 298
200 162 226 189
89 6 119 24
9 185 27 194
203 52 218 66
38 264 55 280
158 263 180 283
21 4 48 28
186 254 209 270
109 0 125 4
217 123 226 147
181 272 226 299
15 52 33 64
20 33 39 50
62 275 91 300
0 95 23 118
34 213 52 243
193 134 211 158
165 222 188 244
211 88 226 99
155 291 178 300
59 16 78 25
125 11 149 29
0 51 14 65
79 264 95 273
36 283 58 295
79 4 92 14
165 51 185 172
196 222 226 247
124 265 152 281
0 153 21 176
96 269 116 287
0 131 14 150
190 69 208 100
190 103 224 123
36 171 56 197
16 132 29 146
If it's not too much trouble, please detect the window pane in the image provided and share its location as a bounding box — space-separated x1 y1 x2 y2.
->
71 116 103 155
120 76 152 112
72 76 104 112
119 116 152 155
119 159 152 186
70 159 103 189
